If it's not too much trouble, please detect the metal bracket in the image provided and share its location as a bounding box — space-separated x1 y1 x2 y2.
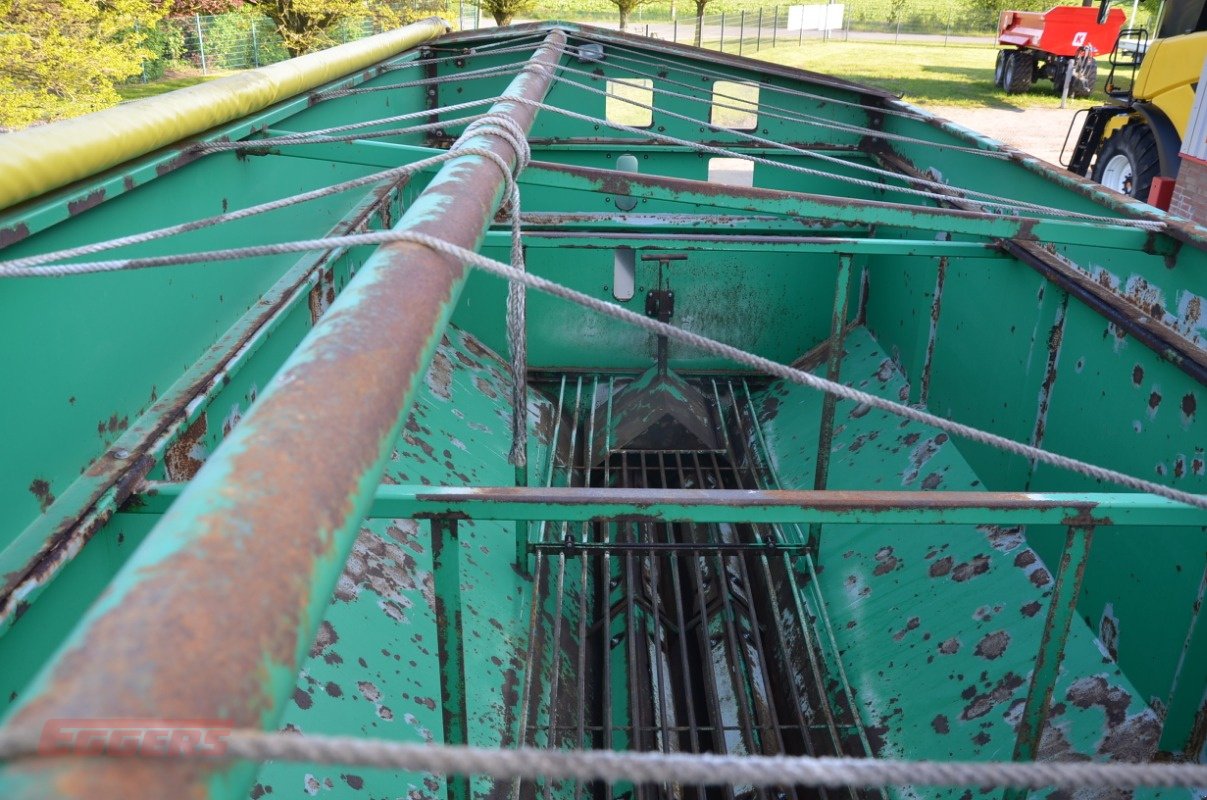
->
645 289 675 321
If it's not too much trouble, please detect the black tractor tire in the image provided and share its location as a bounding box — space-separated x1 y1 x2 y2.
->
1003 50 1035 94
1052 54 1098 98
1091 121 1161 200
994 50 1008 88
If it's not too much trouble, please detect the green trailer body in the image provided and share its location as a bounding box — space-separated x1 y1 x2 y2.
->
0 19 1205 800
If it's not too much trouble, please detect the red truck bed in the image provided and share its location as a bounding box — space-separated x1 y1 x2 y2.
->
998 5 1126 57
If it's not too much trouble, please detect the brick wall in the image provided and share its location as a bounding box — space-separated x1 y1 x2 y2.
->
1170 155 1207 225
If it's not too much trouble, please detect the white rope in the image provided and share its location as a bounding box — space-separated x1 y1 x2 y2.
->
195 114 485 152
194 96 504 149
0 727 1205 789
460 113 532 469
382 37 549 72
525 77 1164 230
552 46 1005 159
318 61 529 100
5 228 1204 512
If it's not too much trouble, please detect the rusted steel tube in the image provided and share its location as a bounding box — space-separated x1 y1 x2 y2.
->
0 28 566 800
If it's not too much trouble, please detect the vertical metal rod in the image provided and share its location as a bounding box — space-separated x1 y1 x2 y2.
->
739 11 745 54
542 377 584 800
1161 558 1207 743
573 512 591 767
543 531 571 796
918 256 948 409
621 457 646 800
801 554 878 773
757 8 763 51
600 420 617 800
773 6 779 46
809 253 853 557
641 455 674 800
527 375 567 570
605 376 616 478
1010 526 1096 782
196 14 208 74
720 12 726 51
432 518 468 800
701 456 768 796
685 453 737 770
573 378 599 800
671 456 724 800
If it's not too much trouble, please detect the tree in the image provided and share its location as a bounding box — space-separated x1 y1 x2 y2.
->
480 0 534 27
243 0 402 57
607 0 656 30
169 0 243 12
691 0 712 46
0 0 170 128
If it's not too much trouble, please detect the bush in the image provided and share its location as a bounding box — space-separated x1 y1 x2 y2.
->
139 21 187 81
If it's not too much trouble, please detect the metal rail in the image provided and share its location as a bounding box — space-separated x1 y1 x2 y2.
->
0 28 567 800
129 483 1206 527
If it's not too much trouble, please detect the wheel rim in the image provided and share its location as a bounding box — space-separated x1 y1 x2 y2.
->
1101 153 1134 194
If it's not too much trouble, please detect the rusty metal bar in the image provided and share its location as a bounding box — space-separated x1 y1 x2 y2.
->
131 482 1206 527
809 254 853 555
431 518 468 800
918 256 948 408
1009 525 1095 784
518 161 1169 252
0 29 567 800
489 231 1007 259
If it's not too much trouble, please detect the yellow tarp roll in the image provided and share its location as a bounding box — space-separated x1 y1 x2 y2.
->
0 17 449 213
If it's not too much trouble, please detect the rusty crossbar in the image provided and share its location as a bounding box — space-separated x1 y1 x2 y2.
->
128 482 1206 527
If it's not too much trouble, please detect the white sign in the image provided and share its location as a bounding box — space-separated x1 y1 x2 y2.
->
786 4 845 32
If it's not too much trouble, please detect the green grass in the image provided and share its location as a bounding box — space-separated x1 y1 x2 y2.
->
116 72 226 101
753 41 1108 109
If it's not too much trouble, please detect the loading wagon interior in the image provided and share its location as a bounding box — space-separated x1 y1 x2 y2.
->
0 20 1205 800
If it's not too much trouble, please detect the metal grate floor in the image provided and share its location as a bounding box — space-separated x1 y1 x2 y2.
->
515 376 882 800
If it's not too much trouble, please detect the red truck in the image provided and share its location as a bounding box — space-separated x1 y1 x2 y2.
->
995 3 1127 96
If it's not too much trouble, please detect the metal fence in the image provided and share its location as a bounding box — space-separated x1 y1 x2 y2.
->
138 0 1159 82
458 0 1157 47
137 3 449 79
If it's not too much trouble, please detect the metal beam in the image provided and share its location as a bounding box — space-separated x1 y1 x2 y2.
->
483 231 1009 258
1010 525 1095 777
129 483 1207 527
0 28 567 800
809 254 853 554
512 212 869 234
518 161 1172 253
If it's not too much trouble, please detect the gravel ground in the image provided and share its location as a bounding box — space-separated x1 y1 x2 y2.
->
923 105 1084 168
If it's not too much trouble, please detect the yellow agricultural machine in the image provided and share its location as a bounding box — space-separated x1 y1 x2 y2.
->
1066 0 1207 199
